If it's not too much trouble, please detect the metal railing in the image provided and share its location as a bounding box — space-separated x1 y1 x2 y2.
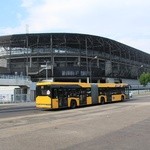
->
0 74 31 81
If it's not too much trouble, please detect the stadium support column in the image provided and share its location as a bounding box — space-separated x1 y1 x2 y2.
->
105 60 112 77
50 34 54 81
90 56 97 83
87 77 90 83
26 32 29 76
29 56 32 67
85 37 89 83
78 56 81 82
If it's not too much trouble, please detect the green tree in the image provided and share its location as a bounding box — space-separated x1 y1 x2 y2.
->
139 72 150 86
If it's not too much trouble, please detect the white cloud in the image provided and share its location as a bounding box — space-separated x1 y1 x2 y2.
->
22 0 101 32
0 0 150 54
21 0 37 7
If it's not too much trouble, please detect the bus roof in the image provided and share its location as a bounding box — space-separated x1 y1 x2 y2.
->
36 81 128 88
36 81 91 88
97 83 128 88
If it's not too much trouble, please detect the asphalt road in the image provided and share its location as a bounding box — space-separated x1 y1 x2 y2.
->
0 102 37 118
0 95 150 150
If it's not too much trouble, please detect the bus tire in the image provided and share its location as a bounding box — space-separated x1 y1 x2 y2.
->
121 95 124 101
70 100 77 109
100 97 105 105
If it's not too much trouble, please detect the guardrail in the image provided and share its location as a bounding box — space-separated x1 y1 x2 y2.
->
0 74 31 80
0 74 32 87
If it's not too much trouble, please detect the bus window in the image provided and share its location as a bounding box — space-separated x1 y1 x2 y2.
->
99 88 106 95
68 88 80 97
86 88 91 97
36 85 51 96
51 88 58 98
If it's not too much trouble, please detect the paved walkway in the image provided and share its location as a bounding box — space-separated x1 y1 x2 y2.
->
0 102 35 108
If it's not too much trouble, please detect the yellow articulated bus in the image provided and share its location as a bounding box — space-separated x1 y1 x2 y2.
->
36 81 129 110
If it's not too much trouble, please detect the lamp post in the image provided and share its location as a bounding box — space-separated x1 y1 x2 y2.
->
137 65 144 79
89 56 97 83
44 60 54 81
51 63 54 81
46 61 48 80
44 61 49 80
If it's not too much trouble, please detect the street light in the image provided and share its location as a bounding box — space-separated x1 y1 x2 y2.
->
89 56 97 83
137 65 144 79
44 60 54 81
44 61 49 80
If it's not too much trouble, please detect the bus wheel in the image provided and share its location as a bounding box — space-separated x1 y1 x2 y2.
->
70 100 77 109
100 97 105 105
121 96 124 101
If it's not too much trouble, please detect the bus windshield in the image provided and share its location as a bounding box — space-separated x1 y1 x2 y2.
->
36 85 51 96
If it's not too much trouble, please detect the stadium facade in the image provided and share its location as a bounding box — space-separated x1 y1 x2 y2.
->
0 33 150 83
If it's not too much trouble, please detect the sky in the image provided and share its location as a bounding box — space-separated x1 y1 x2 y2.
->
0 0 150 54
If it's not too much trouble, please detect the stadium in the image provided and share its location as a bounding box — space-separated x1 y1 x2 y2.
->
0 33 150 84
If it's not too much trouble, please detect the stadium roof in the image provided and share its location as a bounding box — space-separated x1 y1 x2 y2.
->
0 33 150 65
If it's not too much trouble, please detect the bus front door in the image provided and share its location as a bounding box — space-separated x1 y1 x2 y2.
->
58 89 68 108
